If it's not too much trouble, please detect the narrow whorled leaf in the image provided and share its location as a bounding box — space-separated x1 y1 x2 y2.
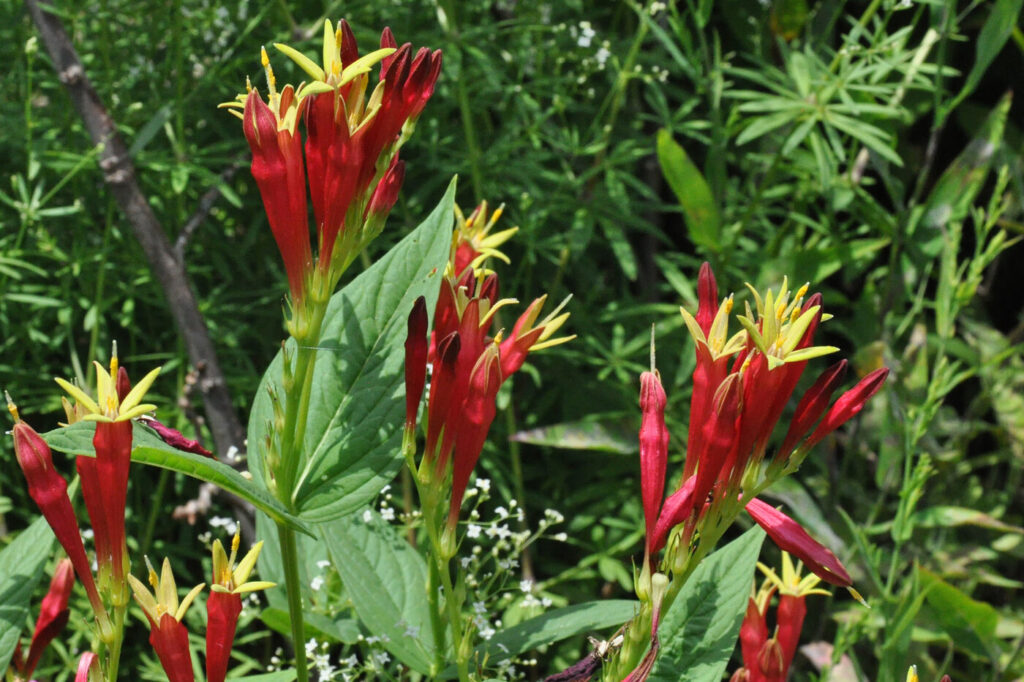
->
657 129 722 251
648 526 766 682
922 93 1011 230
321 511 436 675
248 178 456 522
0 516 56 671
42 422 310 535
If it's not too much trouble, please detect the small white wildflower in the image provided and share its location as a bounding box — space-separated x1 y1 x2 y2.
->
305 638 318 657
467 524 482 539
475 477 491 492
310 575 325 592
380 506 395 522
495 506 509 520
209 516 238 535
404 624 420 638
474 600 488 614
316 560 331 570
362 509 373 523
520 579 534 594
554 532 568 542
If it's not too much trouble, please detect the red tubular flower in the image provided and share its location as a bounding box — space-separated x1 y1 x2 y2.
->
205 535 274 682
150 613 195 682
8 408 108 631
242 85 311 302
129 558 205 682
776 593 806 678
16 558 74 679
639 370 669 557
404 296 429 433
650 475 697 556
738 597 770 682
447 345 503 527
58 357 161 605
744 498 852 587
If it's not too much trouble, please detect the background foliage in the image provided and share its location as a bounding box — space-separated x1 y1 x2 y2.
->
2 0 1023 680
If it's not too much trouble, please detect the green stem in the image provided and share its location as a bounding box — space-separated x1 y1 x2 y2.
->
140 468 170 555
426 557 448 676
438 0 483 199
105 604 126 682
278 524 309 682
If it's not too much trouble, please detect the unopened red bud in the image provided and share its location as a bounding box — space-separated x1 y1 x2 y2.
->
757 639 785 679
778 360 848 457
729 669 750 682
695 262 719 335
639 370 669 556
367 158 405 219
805 367 889 449
404 296 429 431
116 366 131 402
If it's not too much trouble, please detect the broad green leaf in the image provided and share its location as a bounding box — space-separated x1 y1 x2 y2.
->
0 516 57 671
321 511 437 675
657 129 722 251
260 607 360 644
43 422 310 535
248 178 456 522
919 568 1001 661
509 420 638 455
479 600 636 663
649 526 766 682
922 93 1011 230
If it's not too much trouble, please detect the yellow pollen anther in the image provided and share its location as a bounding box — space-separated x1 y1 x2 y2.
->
231 532 241 554
260 46 270 68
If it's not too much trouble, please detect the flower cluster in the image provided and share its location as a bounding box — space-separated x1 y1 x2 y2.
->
127 534 273 682
731 553 830 682
8 353 159 652
225 20 441 322
639 263 888 588
403 203 573 535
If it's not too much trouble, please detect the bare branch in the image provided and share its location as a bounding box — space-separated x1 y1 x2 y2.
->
25 0 246 457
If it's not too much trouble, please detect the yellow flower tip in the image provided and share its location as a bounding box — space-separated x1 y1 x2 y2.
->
233 540 265 587
260 45 270 68
906 666 918 682
5 390 19 422
231 530 241 555
175 582 205 621
848 586 869 608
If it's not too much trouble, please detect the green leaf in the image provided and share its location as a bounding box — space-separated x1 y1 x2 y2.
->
649 526 766 682
947 0 1023 113
0 516 57 672
480 600 636 663
509 419 638 455
321 511 437 675
919 567 1001 660
248 178 456 522
42 422 310 536
922 93 1011 230
657 129 722 251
